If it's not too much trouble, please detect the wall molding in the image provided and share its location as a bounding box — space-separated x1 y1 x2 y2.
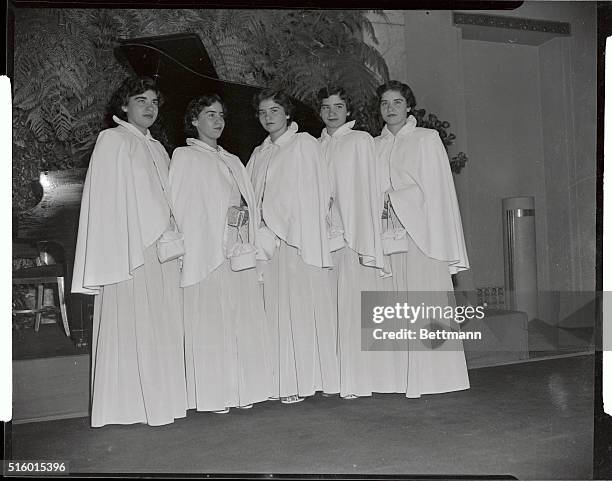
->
453 12 571 36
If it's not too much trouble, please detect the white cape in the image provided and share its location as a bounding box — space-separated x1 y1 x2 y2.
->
72 116 171 294
319 120 384 269
170 138 259 287
375 116 469 274
247 122 332 268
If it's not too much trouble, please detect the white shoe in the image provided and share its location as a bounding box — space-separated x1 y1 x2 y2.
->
342 394 358 400
213 408 230 414
281 395 305 404
238 404 253 409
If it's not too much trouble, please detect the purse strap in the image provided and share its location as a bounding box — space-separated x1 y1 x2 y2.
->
384 192 398 231
217 151 253 245
257 146 275 227
326 196 334 231
237 209 248 244
145 140 181 231
384 141 396 231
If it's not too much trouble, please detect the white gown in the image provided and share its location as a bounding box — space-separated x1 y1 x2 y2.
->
319 121 385 397
170 138 273 411
248 122 340 398
373 116 471 397
72 116 187 427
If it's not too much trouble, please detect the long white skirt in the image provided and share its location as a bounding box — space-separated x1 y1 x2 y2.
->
261 240 340 398
371 233 471 397
331 247 380 397
183 261 273 411
90 244 187 427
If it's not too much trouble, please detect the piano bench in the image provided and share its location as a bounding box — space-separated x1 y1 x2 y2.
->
12 265 70 338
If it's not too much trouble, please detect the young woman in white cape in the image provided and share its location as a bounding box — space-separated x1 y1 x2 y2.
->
72 76 188 427
317 86 387 399
169 94 273 413
373 80 471 397
247 88 340 403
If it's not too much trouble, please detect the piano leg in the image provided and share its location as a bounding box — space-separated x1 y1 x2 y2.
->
56 276 71 338
34 284 44 332
70 294 92 350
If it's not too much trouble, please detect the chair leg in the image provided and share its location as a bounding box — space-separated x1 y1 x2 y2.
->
56 277 71 337
34 284 44 332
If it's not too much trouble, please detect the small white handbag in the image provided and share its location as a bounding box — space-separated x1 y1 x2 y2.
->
328 225 346 252
381 195 409 255
147 141 186 264
326 197 346 252
157 217 185 263
226 204 257 271
255 225 278 261
228 242 257 271
155 186 185 264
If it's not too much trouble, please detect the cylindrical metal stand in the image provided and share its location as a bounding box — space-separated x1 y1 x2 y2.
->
502 196 539 320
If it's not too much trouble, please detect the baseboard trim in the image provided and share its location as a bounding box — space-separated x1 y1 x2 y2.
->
12 412 89 425
469 350 594 369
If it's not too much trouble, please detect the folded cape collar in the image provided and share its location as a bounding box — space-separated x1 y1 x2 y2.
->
320 120 356 140
262 121 299 149
380 115 417 139
186 137 229 156
112 115 158 142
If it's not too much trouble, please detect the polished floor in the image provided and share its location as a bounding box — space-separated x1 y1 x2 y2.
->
9 355 594 479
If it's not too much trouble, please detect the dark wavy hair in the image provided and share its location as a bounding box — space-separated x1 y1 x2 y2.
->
252 88 294 123
183 94 226 137
109 76 164 120
316 85 352 115
376 80 416 109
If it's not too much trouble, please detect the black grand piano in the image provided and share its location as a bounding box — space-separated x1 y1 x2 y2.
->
15 33 323 347
116 33 323 160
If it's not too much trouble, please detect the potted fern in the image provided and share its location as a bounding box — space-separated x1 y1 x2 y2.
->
12 7 467 212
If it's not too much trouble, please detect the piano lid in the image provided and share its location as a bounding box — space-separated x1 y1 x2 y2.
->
116 33 219 80
115 33 323 163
